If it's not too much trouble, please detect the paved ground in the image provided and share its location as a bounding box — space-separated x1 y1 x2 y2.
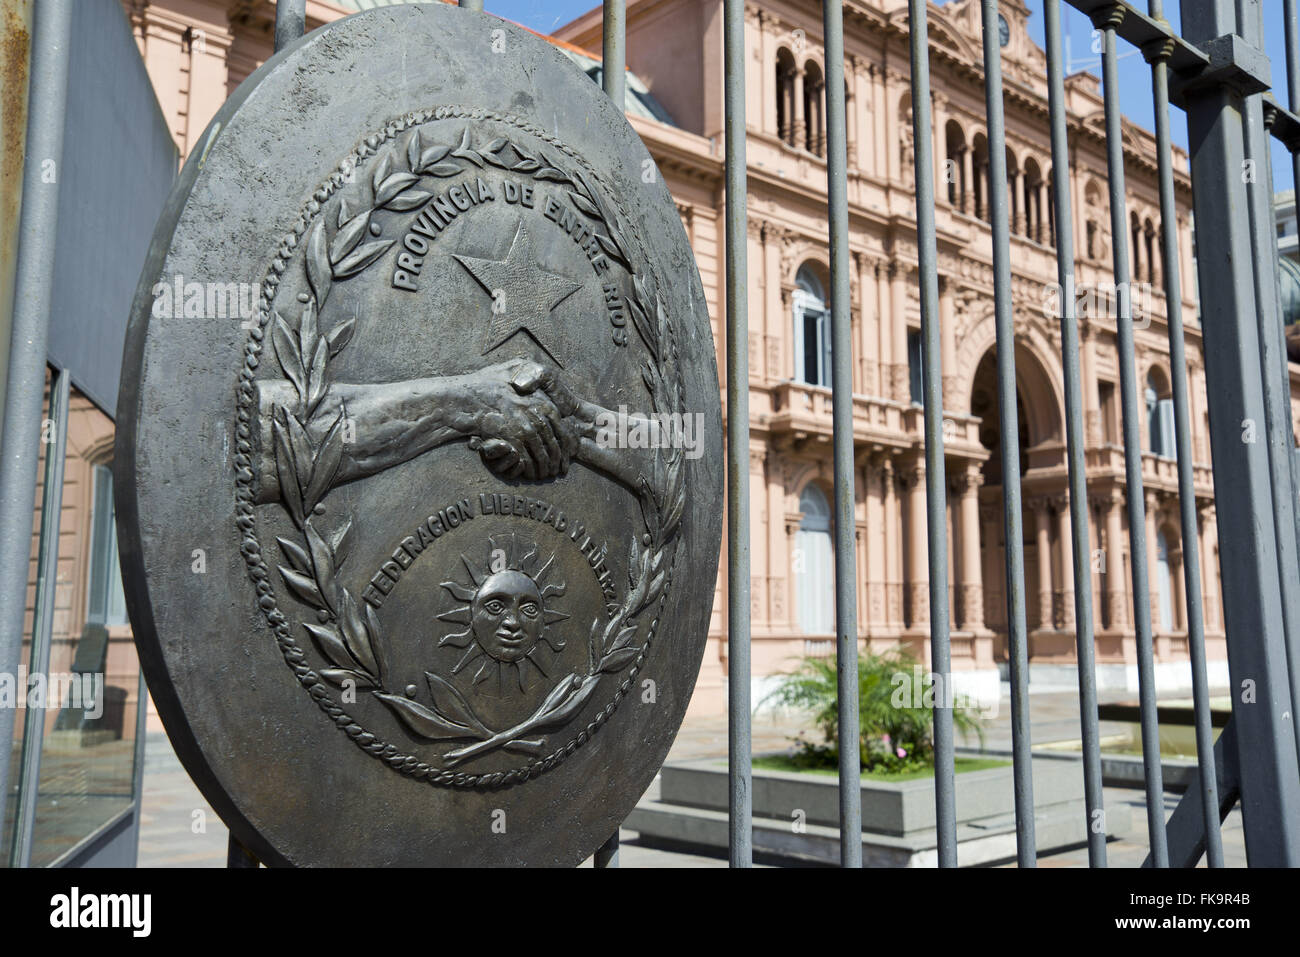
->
136 685 1246 867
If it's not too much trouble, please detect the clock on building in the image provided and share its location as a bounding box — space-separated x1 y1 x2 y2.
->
999 14 1010 48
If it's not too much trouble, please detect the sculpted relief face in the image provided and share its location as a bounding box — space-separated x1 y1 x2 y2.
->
472 570 544 663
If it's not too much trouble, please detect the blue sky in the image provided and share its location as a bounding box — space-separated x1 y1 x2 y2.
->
481 0 1295 192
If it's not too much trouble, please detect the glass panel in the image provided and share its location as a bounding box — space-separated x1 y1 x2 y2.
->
1 368 52 866
20 388 142 867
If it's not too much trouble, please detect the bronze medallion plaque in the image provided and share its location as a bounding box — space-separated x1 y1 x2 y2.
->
116 4 721 867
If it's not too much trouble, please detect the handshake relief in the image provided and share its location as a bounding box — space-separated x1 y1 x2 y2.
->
254 354 648 503
462 359 597 481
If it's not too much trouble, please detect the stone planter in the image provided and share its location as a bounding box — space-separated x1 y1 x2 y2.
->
626 752 1126 866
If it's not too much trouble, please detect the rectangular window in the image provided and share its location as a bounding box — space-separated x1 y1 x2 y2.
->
908 329 923 404
1099 381 1118 444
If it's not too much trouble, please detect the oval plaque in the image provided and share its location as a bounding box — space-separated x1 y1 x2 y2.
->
116 4 721 867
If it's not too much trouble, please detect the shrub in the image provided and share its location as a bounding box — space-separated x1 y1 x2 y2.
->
759 646 985 773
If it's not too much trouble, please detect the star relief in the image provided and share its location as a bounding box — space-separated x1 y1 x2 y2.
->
454 219 582 368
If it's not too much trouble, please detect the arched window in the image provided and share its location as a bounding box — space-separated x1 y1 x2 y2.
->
793 266 832 387
1156 528 1175 631
1145 368 1176 459
795 485 834 634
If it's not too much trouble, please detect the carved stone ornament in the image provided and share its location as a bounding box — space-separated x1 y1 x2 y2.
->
115 5 722 867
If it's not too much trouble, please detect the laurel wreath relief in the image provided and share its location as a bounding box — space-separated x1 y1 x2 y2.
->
263 117 684 773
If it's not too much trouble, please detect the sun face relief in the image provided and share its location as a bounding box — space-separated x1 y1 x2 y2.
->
439 540 569 693
476 572 543 661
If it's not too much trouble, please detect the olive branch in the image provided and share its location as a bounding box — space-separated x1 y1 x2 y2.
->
267 121 681 768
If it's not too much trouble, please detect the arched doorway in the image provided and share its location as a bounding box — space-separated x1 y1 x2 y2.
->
969 344 1062 658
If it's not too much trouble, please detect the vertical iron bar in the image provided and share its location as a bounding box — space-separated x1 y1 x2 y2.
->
1180 0 1300 865
594 830 619 867
603 0 626 112
11 369 68 868
1286 0 1300 576
1044 0 1107 868
723 0 752 869
822 0 862 869
1093 7 1167 866
274 0 306 52
1145 0 1224 868
597 0 628 868
0 0 72 822
907 0 956 868
1239 0 1300 774
980 0 1035 866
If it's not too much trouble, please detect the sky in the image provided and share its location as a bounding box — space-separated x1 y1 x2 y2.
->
479 0 1297 193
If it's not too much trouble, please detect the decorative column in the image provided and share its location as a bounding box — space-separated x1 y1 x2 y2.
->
1011 168 1024 235
932 92 949 201
1105 491 1127 628
1038 180 1051 244
758 12 777 136
865 458 883 630
980 502 1003 631
1081 320 1102 444
845 59 858 168
876 261 892 400
979 158 990 220
1199 501 1221 632
959 465 985 630
890 262 908 402
1055 493 1075 628
961 146 974 214
763 223 784 381
1145 490 1161 629
883 458 902 627
857 253 877 395
905 461 929 627
1034 497 1054 630
784 517 799 632
767 451 786 630
792 65 806 151
939 276 958 411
